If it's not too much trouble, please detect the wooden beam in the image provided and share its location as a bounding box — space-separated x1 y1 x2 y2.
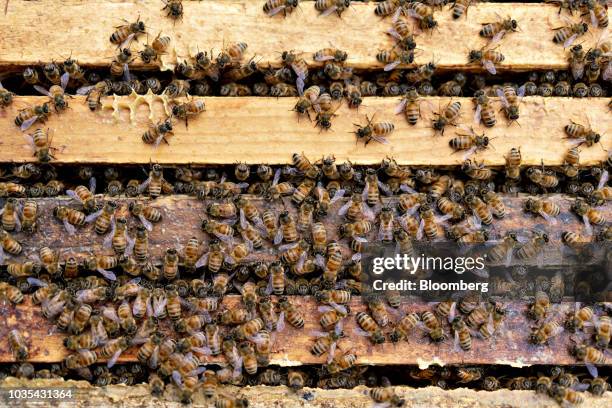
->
0 1 597 71
0 296 604 366
5 195 606 266
1 379 612 408
0 96 609 166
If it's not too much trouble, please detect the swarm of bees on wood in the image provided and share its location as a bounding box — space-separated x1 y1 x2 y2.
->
0 151 609 404
0 1 610 407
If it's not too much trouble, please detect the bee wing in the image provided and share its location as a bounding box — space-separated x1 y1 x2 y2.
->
602 61 612 81
495 88 509 108
416 218 424 240
120 33 135 50
482 59 497 75
582 214 593 237
89 177 97 194
337 200 352 216
171 370 183 387
296 77 305 95
20 116 39 132
564 33 578 49
27 277 48 287
195 252 209 269
597 170 609 191
267 5 286 16
60 72 70 90
125 234 135 256
277 311 285 332
76 85 95 95
504 247 514 267
97 267 117 281
462 146 478 161
273 228 284 245
102 306 120 322
320 5 339 17
314 55 336 62
352 252 362 261
377 180 392 196
272 168 281 186
491 30 506 45
63 219 76 235
395 98 408 114
352 327 372 337
516 85 526 98
384 60 401 72
538 210 557 225
405 9 421 20
85 208 103 223
369 134 390 145
387 27 402 41
571 63 585 81
0 246 4 264
330 189 345 204
138 178 151 193
137 214 153 231
362 203 376 221
122 64 133 83
585 363 599 379
34 85 52 97
474 104 482 124
590 10 598 28
103 223 115 248
154 297 168 318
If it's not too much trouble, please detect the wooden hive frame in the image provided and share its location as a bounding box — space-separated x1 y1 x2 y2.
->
0 1 610 407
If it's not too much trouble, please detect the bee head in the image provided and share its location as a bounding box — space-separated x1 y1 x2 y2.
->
343 0 351 7
510 19 518 30
468 50 481 62
136 21 145 32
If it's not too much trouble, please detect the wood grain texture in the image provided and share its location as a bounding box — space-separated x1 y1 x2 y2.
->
4 194 607 266
0 1 604 71
0 296 605 367
2 379 611 408
0 96 610 166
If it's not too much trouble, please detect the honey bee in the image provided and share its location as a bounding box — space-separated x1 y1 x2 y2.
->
480 16 519 42
524 198 560 223
564 120 601 147
526 167 559 189
494 85 524 124
552 21 588 47
7 261 42 278
315 0 351 18
392 86 422 125
53 205 86 235
14 103 50 131
162 0 183 21
140 33 170 63
76 80 112 111
449 127 491 158
109 48 132 81
595 316 611 349
327 349 357 374
129 202 162 231
421 311 446 342
84 254 118 281
571 199 605 235
110 16 146 48
377 48 414 72
21 67 41 88
34 71 69 113
216 42 248 70
471 93 497 131
0 198 21 232
86 200 116 235
354 311 384 344
450 317 472 351
9 330 29 361
550 384 584 406
503 147 522 180
567 44 586 80
264 0 300 17
139 164 165 198
406 2 438 30
142 120 173 146
530 320 563 345
430 100 461 135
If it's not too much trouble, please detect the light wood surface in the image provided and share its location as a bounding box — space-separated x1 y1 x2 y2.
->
0 96 610 166
0 1 604 71
2 379 611 408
